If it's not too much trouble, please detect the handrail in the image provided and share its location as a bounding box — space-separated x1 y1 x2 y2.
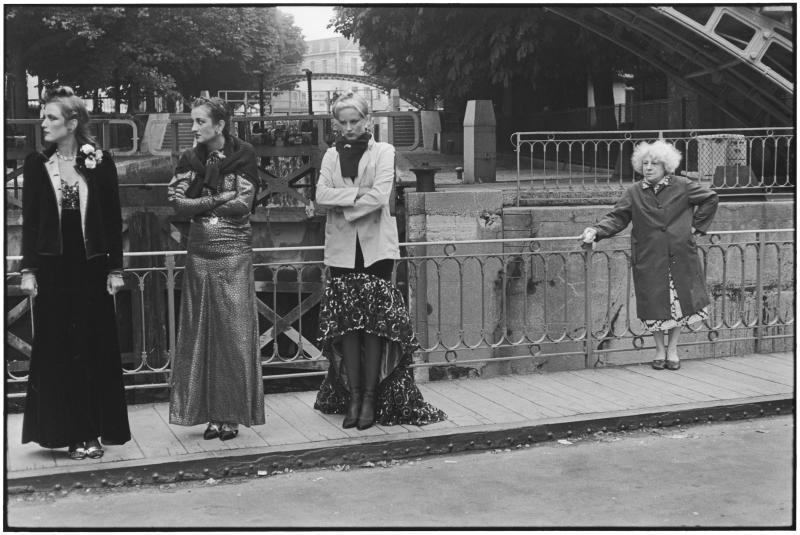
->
512 126 794 138
5 226 794 395
4 117 139 157
108 118 139 156
5 228 794 263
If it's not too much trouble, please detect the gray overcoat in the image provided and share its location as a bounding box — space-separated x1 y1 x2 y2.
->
592 175 719 320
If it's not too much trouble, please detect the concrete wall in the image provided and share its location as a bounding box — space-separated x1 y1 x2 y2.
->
405 189 504 381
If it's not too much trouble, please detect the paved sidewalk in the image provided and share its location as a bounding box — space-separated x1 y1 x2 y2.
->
6 352 793 492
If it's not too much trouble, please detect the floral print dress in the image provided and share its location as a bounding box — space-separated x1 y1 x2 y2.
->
314 272 447 426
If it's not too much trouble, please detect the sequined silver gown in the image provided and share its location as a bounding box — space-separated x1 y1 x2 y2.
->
167 162 265 427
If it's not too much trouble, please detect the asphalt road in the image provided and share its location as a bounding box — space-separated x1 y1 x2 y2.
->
7 415 794 529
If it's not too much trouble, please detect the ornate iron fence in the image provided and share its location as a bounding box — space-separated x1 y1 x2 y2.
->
512 127 795 205
5 229 793 399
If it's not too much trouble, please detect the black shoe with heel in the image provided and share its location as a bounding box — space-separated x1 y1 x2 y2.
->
357 388 376 430
68 443 86 460
219 423 238 441
85 439 104 459
203 422 221 440
343 388 362 429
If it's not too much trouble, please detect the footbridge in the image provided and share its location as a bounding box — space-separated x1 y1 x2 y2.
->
546 6 793 126
271 70 426 110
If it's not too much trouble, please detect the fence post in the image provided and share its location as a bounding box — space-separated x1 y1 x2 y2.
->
165 254 177 370
755 232 765 353
583 242 594 368
172 121 180 155
514 133 521 207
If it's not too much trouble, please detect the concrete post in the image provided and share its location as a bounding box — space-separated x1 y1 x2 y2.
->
421 111 442 151
463 100 496 183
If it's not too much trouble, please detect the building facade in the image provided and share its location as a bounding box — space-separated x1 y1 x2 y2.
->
301 37 365 76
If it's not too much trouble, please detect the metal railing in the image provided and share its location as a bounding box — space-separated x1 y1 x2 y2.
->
4 117 142 203
4 117 140 161
154 111 421 156
5 229 793 399
512 127 795 205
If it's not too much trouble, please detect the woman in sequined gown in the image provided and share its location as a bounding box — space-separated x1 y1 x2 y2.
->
313 92 446 430
168 97 264 440
20 87 130 460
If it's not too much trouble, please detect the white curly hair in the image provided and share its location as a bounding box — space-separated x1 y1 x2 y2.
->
631 140 683 175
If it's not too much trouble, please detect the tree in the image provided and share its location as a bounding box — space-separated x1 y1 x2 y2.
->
4 6 306 115
330 6 654 131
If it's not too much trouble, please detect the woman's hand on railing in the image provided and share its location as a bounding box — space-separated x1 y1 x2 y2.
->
107 273 125 296
580 227 597 243
20 272 37 297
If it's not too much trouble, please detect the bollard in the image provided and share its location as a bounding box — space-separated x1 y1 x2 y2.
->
409 162 439 193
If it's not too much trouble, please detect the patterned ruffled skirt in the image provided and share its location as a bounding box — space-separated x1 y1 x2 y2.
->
642 271 710 333
314 273 446 426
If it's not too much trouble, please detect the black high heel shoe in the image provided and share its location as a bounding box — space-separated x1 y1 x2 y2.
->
85 439 104 459
343 388 362 429
203 422 221 440
219 423 239 441
68 443 86 460
356 388 376 430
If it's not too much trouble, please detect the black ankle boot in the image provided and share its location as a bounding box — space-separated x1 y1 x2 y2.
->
343 388 362 429
357 388 376 430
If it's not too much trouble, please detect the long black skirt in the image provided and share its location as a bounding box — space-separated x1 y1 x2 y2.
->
22 210 131 448
314 269 446 426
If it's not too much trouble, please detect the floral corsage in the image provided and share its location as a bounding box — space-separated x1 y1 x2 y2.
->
77 144 104 170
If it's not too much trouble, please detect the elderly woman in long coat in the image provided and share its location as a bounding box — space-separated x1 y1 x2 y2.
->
581 140 718 370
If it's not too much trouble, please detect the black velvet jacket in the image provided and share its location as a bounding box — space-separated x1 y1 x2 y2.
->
21 147 123 272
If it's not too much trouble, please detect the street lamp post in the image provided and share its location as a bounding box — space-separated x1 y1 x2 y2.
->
302 68 313 115
252 70 265 129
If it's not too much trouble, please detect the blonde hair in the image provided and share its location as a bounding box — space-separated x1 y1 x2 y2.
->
631 140 683 174
42 86 96 147
331 91 370 120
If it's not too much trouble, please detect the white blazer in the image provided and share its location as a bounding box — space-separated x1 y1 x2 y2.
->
315 138 400 269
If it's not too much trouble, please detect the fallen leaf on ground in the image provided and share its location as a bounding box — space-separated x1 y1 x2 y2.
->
444 460 457 464
557 439 573 445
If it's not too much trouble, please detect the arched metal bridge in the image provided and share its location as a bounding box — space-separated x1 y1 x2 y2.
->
271 72 427 110
547 5 793 126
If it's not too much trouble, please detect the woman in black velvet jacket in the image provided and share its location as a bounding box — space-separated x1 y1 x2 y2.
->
20 87 130 460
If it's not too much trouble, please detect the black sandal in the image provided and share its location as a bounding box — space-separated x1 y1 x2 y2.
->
665 359 681 370
651 359 666 370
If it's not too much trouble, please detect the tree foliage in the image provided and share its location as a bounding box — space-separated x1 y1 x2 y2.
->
331 6 651 117
4 6 305 113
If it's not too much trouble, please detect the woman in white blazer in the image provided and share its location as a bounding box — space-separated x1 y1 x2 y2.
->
313 92 445 430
